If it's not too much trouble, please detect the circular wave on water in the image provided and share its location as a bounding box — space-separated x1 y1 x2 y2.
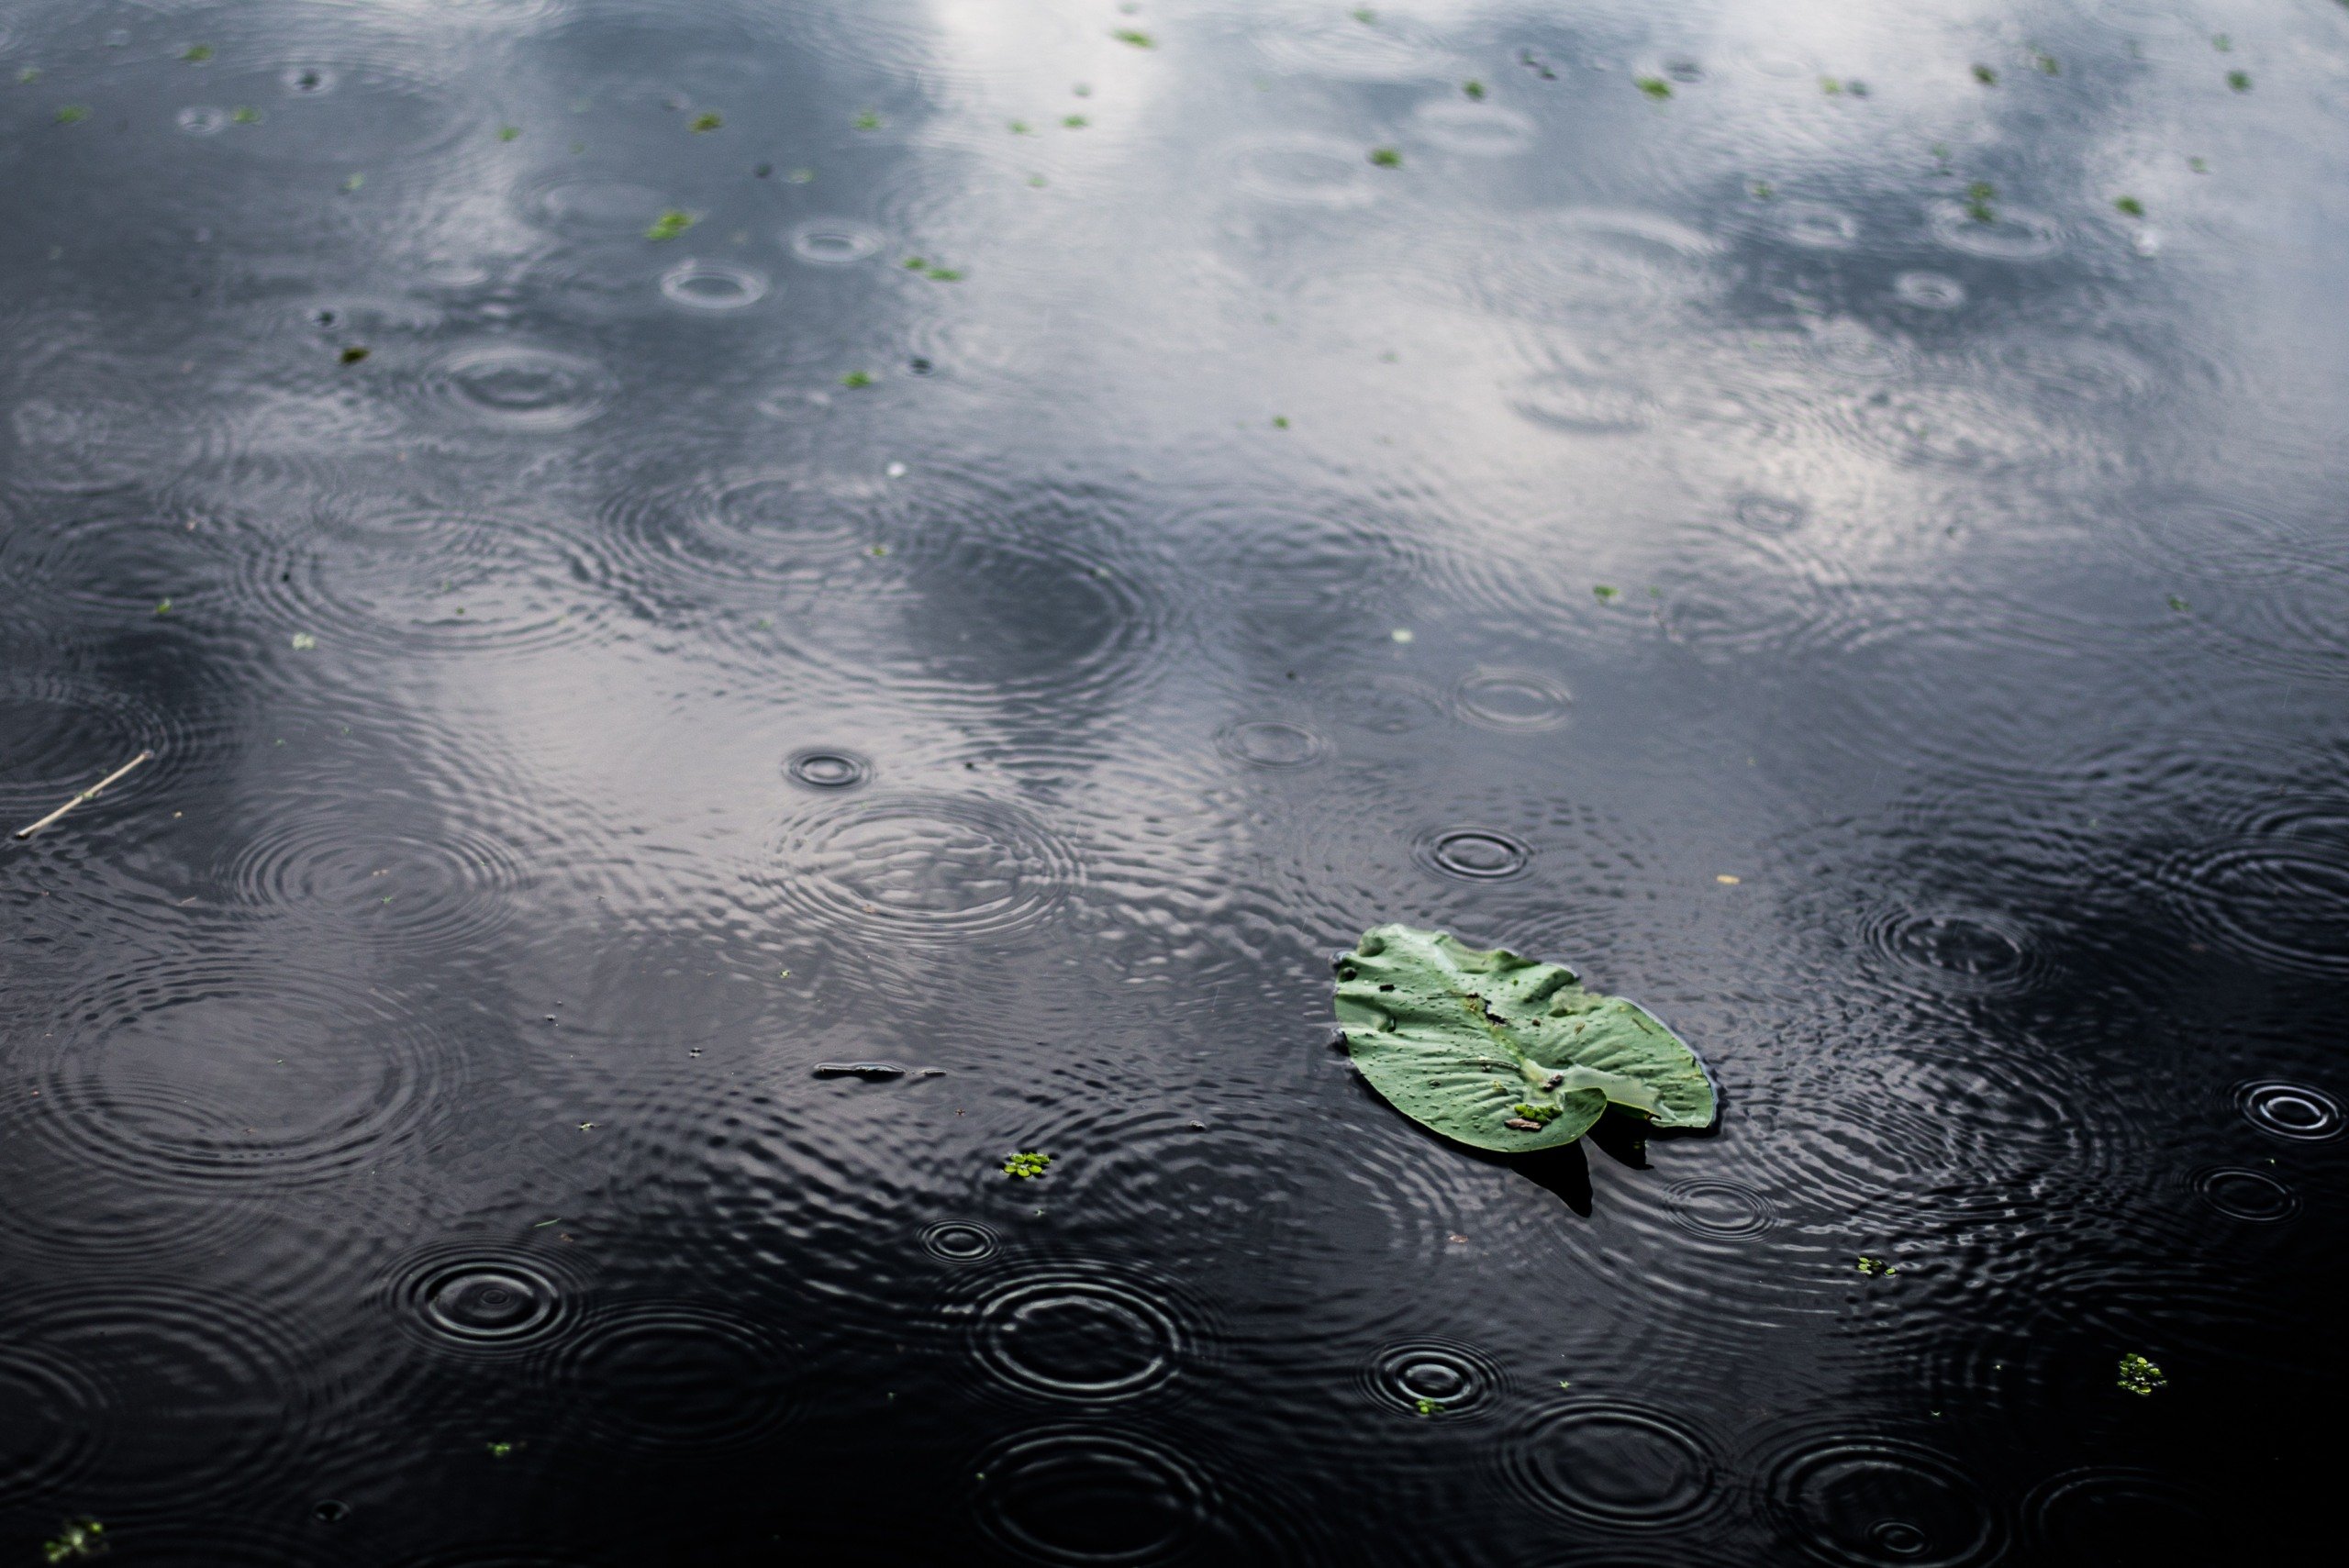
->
788 218 886 265
425 343 615 432
551 1301 796 1452
212 806 529 953
952 1261 1200 1406
659 259 771 311
1780 202 1861 250
1761 1433 2004 1567
2234 1079 2343 1141
1894 272 1967 310
1415 826 1533 882
2023 1466 2222 1558
1215 719 1327 770
2153 799 2349 976
381 1239 586 1360
968 1428 1215 1566
1860 906 2041 995
523 176 674 240
186 52 473 165
2190 1165 2299 1222
1452 668 1573 731
8 1280 316 1508
596 466 887 601
0 672 181 818
1358 1338 1505 1420
922 1220 1001 1263
786 749 873 790
0 1330 106 1506
1476 209 1722 322
1927 200 2064 261
763 792 1080 945
1498 1399 1725 1529
1665 1179 1778 1239
22 960 457 1186
1222 136 1380 207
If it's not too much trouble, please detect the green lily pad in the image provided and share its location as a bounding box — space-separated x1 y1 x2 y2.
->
1332 924 1716 1152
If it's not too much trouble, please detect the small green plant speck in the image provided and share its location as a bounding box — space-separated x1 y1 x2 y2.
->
1510 1102 1563 1125
2227 70 2251 92
1973 64 1997 84
2114 195 2144 217
1857 1255 1897 1276
19 68 41 83
1003 1150 1052 1179
486 1440 515 1458
2188 156 2209 173
2036 52 2060 75
1353 6 1378 21
1112 28 1153 48
497 124 520 141
154 598 172 616
1593 584 1620 602
2212 34 2231 52
903 255 927 270
2116 1352 2166 1395
339 346 370 365
291 632 317 651
1636 75 1671 99
841 370 874 388
925 265 963 282
1063 113 1088 128
691 111 723 132
1368 146 1400 167
868 543 888 556
1414 1396 1440 1416
1464 79 1485 100
340 172 364 192
1272 415 1290 428
1819 77 1841 95
645 209 694 240
855 109 882 129
183 44 215 63
55 104 87 124
42 1520 105 1564
1752 180 1775 199
231 105 262 123
787 167 814 183
1008 118 1031 133
1965 181 1998 223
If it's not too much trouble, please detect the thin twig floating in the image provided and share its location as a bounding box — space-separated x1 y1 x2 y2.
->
13 751 153 840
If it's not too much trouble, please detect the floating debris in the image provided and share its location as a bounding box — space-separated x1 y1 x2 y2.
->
2168 595 2191 612
1593 584 1620 602
2114 195 2145 217
646 209 695 240
291 632 317 651
1368 146 1399 167
340 172 364 192
54 104 88 124
1063 113 1088 128
841 370 874 389
340 345 370 364
1973 64 1997 85
1965 181 1998 223
496 124 520 141
2116 1352 2166 1395
42 1520 105 1564
231 105 262 124
1112 28 1153 49
690 111 722 132
486 1440 516 1459
855 109 882 130
2227 71 2251 92
183 44 215 63
2035 52 2060 75
1002 1151 1052 1179
1856 1255 1897 1276
1635 75 1671 100
1464 80 1485 101
814 1062 909 1080
14 751 154 840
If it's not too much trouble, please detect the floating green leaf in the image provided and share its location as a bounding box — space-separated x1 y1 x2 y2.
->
2117 1352 2165 1395
646 208 694 240
55 104 87 124
1857 1254 1897 1276
1368 146 1400 167
690 111 723 132
1972 64 1997 85
1464 80 1485 101
1003 1150 1051 1179
43 1520 105 1564
1331 925 1716 1153
2114 195 2144 217
1112 28 1153 49
1635 75 1672 100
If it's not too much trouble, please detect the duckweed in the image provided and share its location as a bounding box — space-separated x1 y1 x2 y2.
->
2116 1352 2166 1395
646 209 695 240
1003 1150 1052 1179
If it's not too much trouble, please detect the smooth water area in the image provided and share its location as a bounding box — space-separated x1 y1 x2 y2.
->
2 1 2344 1562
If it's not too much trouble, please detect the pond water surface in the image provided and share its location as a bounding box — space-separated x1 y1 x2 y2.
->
2 1 2344 1563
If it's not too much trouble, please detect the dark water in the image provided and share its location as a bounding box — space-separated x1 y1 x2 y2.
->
2 0 2344 1562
